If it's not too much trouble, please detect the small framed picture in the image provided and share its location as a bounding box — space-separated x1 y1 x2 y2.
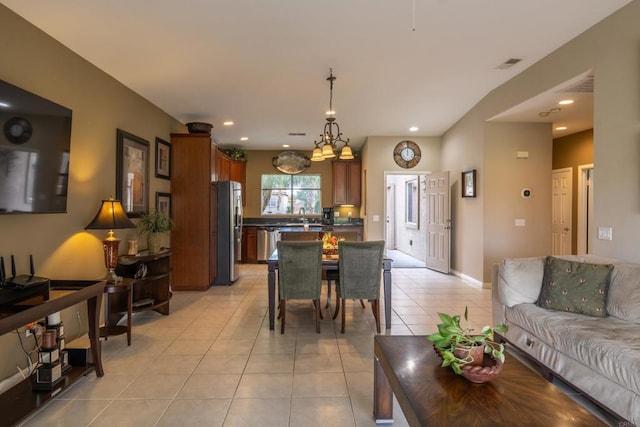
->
462 169 476 198
155 137 171 179
156 192 171 217
116 129 149 216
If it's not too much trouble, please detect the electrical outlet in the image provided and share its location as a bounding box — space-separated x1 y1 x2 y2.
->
25 321 38 337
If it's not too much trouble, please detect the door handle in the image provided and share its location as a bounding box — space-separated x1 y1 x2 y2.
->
563 227 570 231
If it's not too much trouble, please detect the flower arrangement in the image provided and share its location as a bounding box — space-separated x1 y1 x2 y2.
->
321 232 344 255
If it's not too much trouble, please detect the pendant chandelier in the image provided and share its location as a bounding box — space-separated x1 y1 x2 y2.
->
310 68 354 161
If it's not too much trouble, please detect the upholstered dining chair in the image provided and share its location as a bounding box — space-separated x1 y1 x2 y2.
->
277 240 323 334
333 240 385 333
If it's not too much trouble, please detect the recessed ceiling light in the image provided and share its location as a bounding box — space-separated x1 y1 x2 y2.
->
282 144 290 148
558 100 574 105
555 126 567 131
223 121 234 126
409 126 418 132
240 137 248 141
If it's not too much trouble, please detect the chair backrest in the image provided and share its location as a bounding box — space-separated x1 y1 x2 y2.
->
338 241 385 299
277 241 323 300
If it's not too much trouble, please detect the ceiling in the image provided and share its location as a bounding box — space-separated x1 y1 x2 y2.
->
2 1 631 151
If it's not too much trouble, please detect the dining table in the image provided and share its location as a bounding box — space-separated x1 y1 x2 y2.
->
266 250 393 331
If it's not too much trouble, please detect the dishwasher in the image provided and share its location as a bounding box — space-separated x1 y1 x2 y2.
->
257 226 280 262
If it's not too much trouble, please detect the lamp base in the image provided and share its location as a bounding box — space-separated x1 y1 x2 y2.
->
105 269 122 284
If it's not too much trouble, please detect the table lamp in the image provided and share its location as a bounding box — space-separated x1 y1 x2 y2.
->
85 196 136 283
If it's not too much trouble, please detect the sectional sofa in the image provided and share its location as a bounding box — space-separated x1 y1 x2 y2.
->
492 255 640 425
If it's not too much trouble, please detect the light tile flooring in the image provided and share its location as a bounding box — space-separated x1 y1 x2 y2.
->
21 265 494 427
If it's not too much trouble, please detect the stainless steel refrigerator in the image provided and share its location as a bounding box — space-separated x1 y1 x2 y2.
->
214 181 242 285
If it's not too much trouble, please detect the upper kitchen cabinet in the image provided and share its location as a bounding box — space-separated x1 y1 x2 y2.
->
216 149 246 205
332 160 361 206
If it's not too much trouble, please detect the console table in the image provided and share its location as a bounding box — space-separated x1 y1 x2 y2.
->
0 280 105 427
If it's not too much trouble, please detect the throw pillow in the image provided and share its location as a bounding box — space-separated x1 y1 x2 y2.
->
537 256 613 317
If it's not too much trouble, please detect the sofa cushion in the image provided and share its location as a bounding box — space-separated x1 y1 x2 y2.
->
498 257 545 307
606 262 640 324
553 313 640 396
538 256 613 317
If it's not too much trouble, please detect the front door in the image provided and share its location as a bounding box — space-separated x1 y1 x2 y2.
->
425 171 450 273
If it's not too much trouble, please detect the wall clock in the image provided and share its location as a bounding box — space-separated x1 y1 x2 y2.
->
393 140 421 168
3 117 33 144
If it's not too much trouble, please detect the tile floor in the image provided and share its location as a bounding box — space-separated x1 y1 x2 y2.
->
20 264 493 427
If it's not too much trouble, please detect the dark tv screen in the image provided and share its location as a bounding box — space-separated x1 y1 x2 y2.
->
0 80 72 214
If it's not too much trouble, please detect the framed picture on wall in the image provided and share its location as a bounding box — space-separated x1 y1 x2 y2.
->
156 192 171 217
155 137 171 179
116 129 149 216
462 169 476 198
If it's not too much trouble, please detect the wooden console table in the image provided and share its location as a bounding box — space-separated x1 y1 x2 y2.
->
0 280 105 427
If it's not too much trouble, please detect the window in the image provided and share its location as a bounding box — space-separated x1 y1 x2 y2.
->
405 178 419 228
261 174 322 215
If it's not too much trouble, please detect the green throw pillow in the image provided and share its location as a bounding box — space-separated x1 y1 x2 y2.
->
537 256 613 317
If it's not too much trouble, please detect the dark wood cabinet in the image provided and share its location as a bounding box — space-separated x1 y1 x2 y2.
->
170 133 217 290
332 160 361 206
242 226 258 263
217 149 246 205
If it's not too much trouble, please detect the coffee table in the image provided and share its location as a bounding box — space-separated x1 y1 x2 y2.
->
374 335 606 426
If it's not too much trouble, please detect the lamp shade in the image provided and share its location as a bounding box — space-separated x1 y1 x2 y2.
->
339 145 354 160
85 198 136 230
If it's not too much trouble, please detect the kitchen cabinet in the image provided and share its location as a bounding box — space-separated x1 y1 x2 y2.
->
242 226 258 263
170 133 217 290
332 160 361 206
216 149 246 205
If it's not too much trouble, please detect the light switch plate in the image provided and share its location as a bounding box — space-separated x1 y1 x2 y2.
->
598 227 613 240
372 215 380 222
515 219 526 227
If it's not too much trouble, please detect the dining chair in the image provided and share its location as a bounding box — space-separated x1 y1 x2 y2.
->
333 240 385 333
277 240 323 334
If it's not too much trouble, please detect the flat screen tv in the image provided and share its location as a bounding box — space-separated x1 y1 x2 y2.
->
0 80 72 214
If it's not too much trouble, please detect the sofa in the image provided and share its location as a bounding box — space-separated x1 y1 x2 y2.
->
492 255 640 425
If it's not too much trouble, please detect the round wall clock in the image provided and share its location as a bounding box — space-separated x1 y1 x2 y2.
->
3 117 33 144
393 140 421 168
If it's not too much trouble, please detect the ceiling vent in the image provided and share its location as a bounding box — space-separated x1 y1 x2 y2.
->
288 132 307 136
558 75 594 93
496 58 523 69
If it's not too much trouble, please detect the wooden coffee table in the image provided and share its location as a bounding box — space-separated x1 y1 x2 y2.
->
374 335 606 426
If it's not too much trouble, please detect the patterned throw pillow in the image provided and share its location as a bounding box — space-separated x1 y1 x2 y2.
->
537 256 613 317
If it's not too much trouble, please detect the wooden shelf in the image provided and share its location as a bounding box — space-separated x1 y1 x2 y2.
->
0 365 96 427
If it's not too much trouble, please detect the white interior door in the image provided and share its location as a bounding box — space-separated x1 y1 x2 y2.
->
425 171 450 273
552 168 573 255
385 184 396 249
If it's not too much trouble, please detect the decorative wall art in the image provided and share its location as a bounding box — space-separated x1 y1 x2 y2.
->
116 129 149 216
462 169 476 198
154 137 170 179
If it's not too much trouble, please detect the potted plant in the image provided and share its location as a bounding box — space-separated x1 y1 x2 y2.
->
137 210 173 254
427 306 508 376
223 147 247 161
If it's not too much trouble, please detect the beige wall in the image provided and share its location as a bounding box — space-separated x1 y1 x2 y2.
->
0 6 183 383
361 136 442 243
443 0 640 282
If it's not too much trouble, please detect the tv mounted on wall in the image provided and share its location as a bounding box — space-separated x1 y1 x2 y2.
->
0 80 72 214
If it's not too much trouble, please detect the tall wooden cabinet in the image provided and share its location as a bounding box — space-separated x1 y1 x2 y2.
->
332 160 361 206
170 133 217 290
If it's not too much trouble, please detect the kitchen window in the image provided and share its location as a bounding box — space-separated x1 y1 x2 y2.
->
261 174 321 215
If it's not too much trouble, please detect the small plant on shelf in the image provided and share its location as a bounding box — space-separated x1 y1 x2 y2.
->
136 210 174 254
427 306 508 374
